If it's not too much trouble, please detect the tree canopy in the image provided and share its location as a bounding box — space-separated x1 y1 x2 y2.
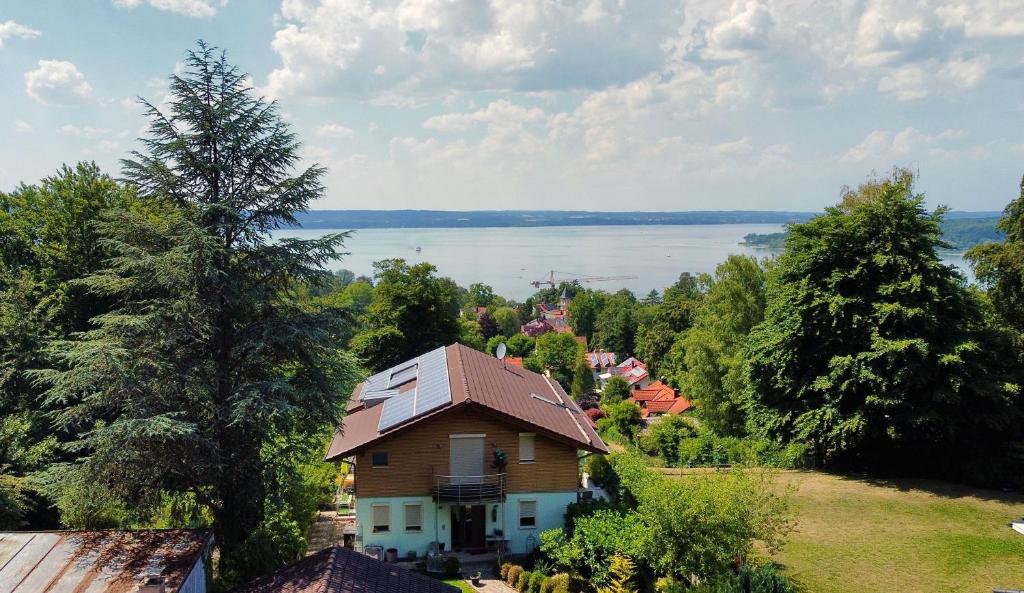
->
37 43 358 583
745 170 1022 482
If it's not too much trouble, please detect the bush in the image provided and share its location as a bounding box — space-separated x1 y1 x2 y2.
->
548 573 571 593
540 576 556 593
528 571 546 593
539 510 645 587
507 565 525 587
691 564 796 593
584 454 617 490
500 562 513 580
516 570 530 591
443 555 460 578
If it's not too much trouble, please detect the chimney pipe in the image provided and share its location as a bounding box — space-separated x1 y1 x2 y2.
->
139 576 166 593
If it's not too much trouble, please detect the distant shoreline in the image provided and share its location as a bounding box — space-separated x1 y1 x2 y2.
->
295 209 1001 229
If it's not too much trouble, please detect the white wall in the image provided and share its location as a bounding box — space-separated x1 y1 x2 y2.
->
355 491 577 556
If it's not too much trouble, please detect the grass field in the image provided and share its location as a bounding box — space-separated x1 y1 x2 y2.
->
765 471 1024 593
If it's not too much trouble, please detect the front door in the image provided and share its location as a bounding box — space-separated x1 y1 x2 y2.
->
450 504 486 551
449 435 484 484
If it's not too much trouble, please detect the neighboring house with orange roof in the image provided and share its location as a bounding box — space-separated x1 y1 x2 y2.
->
325 344 608 557
629 380 694 421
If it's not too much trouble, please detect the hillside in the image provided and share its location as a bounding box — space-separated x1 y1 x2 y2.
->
743 217 1004 250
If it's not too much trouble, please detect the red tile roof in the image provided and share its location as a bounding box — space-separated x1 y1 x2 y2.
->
631 380 676 403
326 344 608 461
231 546 458 593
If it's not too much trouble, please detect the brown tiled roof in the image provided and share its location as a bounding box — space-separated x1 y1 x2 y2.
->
326 344 607 460
0 529 211 593
231 546 458 593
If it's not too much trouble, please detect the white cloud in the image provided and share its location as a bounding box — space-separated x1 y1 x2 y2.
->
315 122 354 138
59 124 111 139
0 20 41 47
112 0 226 18
264 0 680 99
840 128 966 163
24 60 92 105
13 120 32 133
877 65 930 101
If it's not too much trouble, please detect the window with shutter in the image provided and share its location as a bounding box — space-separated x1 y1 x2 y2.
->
519 433 535 462
404 503 423 532
372 504 390 533
518 499 537 528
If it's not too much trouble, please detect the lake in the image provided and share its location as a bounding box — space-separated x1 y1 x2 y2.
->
274 224 972 300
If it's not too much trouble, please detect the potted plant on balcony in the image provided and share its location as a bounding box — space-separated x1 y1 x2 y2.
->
492 447 507 472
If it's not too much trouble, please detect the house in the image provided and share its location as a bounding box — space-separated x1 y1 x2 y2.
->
599 356 651 390
325 344 608 557
0 529 212 593
520 318 554 337
630 380 693 420
231 545 458 593
585 351 617 384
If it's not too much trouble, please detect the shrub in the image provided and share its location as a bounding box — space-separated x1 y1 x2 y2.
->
442 555 460 578
516 570 530 591
584 407 606 422
500 562 513 580
507 565 524 587
690 564 796 593
528 571 546 593
548 573 571 593
540 576 556 593
584 454 617 491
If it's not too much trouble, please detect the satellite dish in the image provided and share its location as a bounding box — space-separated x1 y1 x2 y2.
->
496 342 507 360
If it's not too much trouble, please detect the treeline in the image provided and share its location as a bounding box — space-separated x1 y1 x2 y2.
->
743 215 1005 250
295 209 817 229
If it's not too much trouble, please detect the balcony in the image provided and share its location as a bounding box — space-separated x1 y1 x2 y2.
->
432 474 506 504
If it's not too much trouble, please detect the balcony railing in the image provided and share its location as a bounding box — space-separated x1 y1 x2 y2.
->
432 473 506 504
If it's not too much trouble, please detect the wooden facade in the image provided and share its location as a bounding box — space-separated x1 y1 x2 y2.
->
353 404 580 498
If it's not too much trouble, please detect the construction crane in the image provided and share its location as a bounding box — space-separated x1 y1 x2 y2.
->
530 270 638 289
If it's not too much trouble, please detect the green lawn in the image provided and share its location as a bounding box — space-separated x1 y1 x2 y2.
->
443 578 476 593
766 471 1024 593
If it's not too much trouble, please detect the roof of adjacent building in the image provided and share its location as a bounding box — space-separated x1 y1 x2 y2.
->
232 546 458 593
631 380 676 402
0 529 211 593
521 318 554 336
326 343 608 460
586 351 617 369
643 396 693 415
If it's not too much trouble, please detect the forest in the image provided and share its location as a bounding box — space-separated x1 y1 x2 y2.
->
3 43 1024 592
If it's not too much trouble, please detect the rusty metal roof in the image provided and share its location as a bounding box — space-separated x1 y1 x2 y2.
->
326 344 608 460
230 546 458 593
0 529 211 593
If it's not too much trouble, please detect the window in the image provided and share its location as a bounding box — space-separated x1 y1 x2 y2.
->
371 451 389 467
404 503 423 532
518 499 537 529
372 504 390 533
518 433 535 463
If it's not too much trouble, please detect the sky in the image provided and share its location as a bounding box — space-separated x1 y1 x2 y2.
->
1 0 1022 212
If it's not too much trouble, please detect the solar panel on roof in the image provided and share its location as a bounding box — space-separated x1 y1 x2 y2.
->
378 389 417 431
376 346 452 432
388 363 418 387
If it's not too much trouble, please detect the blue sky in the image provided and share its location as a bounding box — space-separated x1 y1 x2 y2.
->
1 0 1022 211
